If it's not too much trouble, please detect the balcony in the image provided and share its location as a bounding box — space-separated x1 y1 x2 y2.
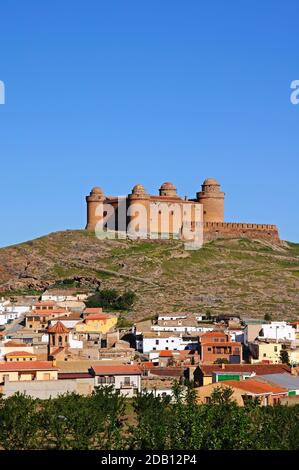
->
120 381 137 389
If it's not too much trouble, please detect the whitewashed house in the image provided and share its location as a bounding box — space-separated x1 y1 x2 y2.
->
260 322 295 342
139 332 198 354
91 364 142 397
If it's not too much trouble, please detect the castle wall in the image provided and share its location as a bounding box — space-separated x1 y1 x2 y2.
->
203 222 280 244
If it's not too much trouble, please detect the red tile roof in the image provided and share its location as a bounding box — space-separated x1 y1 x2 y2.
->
159 350 173 357
5 351 36 357
85 313 112 322
222 379 287 395
148 367 185 377
199 364 291 376
3 340 27 347
84 308 103 314
48 321 70 334
200 331 227 337
29 309 67 316
141 361 156 369
0 361 58 371
91 365 142 375
58 372 93 380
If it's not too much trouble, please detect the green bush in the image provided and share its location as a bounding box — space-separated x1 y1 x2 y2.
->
85 289 136 311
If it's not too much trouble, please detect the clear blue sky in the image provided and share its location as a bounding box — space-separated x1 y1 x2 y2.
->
0 0 298 247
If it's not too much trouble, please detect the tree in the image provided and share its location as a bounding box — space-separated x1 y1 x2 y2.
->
85 289 136 310
264 313 272 322
0 393 40 450
280 348 290 366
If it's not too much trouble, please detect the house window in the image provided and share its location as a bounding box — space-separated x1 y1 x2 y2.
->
274 346 277 352
155 340 159 345
208 347 212 351
107 376 115 384
98 376 106 384
124 377 130 386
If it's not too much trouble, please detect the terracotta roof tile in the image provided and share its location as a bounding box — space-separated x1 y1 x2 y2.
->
200 364 291 376
0 361 58 371
47 321 70 334
222 379 287 395
85 313 112 322
91 364 141 375
5 351 36 357
159 350 174 357
84 308 103 314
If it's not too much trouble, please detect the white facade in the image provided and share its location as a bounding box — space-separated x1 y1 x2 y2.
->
158 314 188 321
94 374 141 397
0 305 30 326
226 329 244 343
260 322 295 342
141 334 198 354
41 292 89 302
152 324 213 334
0 311 19 326
49 319 81 329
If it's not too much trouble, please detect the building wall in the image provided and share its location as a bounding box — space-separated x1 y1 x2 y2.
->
261 322 295 341
203 222 280 243
0 345 34 360
250 342 282 363
75 316 117 335
201 342 242 364
3 378 94 399
142 335 198 353
95 374 141 397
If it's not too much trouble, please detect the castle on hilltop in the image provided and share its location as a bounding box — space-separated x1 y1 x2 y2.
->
85 178 280 244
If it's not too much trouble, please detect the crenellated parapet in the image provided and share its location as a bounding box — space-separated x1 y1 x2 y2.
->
203 222 280 243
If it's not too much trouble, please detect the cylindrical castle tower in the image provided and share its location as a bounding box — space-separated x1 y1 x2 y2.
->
85 187 105 230
127 184 150 238
159 181 177 197
197 178 225 223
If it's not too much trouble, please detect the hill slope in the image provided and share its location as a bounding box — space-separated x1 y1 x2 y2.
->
0 230 299 320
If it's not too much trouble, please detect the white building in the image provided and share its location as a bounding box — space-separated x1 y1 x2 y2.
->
226 328 244 343
41 289 89 302
91 364 142 397
260 322 295 342
139 332 198 354
0 304 31 326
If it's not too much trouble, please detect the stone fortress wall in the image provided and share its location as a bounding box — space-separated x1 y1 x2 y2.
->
85 178 280 244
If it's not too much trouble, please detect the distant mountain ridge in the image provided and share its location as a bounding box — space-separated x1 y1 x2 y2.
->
0 230 298 320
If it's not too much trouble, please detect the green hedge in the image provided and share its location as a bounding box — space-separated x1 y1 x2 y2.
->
0 385 298 450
